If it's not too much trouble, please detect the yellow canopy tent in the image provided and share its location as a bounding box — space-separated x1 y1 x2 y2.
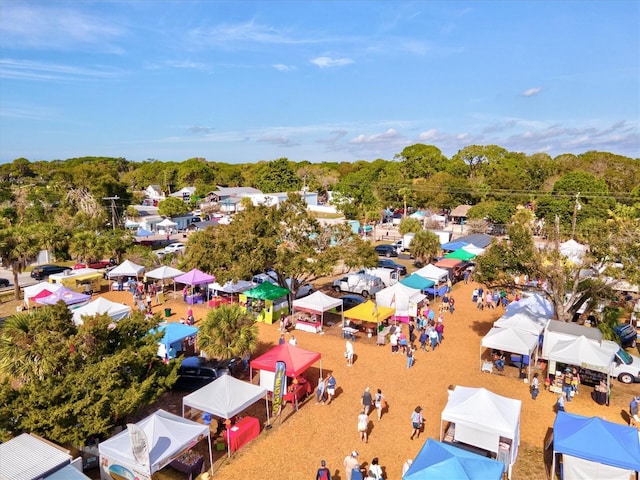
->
344 300 395 324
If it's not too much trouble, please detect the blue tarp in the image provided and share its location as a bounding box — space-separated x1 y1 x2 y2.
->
400 274 435 291
424 285 449 298
136 227 154 237
553 411 640 472
151 323 199 359
403 438 504 480
441 240 469 251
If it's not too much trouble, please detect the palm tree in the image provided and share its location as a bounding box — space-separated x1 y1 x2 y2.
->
410 230 442 266
0 225 41 300
197 305 258 359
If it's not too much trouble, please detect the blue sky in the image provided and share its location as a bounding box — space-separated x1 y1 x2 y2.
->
1 0 638 164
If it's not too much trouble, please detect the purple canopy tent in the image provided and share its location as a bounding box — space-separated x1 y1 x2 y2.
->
36 286 91 307
174 269 215 305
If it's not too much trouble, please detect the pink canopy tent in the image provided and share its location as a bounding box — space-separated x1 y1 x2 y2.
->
174 269 215 286
31 289 53 303
35 286 91 306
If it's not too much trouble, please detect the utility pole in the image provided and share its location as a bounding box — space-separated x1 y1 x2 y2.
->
103 196 119 231
571 192 580 240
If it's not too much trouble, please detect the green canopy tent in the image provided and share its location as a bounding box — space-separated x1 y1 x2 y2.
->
241 282 290 324
445 249 477 261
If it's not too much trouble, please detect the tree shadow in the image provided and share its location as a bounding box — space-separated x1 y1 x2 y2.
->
470 320 494 336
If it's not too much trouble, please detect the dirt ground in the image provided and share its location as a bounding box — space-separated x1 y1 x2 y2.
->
3 278 639 480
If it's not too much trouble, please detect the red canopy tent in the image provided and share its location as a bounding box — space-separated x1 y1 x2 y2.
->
31 289 53 303
250 344 321 377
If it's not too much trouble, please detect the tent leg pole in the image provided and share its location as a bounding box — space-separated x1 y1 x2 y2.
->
207 434 213 476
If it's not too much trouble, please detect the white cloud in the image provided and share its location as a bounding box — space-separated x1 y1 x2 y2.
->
522 87 543 97
272 64 295 71
257 135 298 146
349 128 399 144
0 4 124 52
0 59 122 82
310 56 354 68
418 129 439 140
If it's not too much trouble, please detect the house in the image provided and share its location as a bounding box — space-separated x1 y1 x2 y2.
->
449 205 472 224
170 186 196 203
129 205 163 232
144 185 165 203
205 186 263 203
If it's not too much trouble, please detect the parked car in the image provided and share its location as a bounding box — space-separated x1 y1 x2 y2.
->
30 264 72 280
172 356 245 391
341 294 366 311
73 259 115 270
614 323 637 349
374 244 398 257
164 242 186 254
251 272 314 299
378 259 407 275
0 278 10 288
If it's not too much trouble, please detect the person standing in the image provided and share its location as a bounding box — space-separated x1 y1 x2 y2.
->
435 322 444 344
326 373 337 405
562 368 573 402
374 389 385 421
316 459 332 480
289 335 297 347
361 387 373 415
357 410 368 443
428 324 439 351
531 373 540 400
278 334 285 345
448 296 455 314
419 329 428 351
410 406 424 440
556 392 566 412
629 395 640 426
346 340 354 366
368 457 383 480
316 376 326 405
343 451 359 480
389 330 399 354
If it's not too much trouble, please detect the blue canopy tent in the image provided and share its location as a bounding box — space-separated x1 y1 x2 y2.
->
424 285 449 299
552 411 640 479
135 227 154 237
441 240 468 252
403 438 504 480
151 323 199 359
400 274 435 292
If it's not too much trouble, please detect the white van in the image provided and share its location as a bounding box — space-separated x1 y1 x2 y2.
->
332 273 384 298
359 267 399 287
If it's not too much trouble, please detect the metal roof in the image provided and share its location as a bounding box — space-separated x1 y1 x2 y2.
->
0 433 71 480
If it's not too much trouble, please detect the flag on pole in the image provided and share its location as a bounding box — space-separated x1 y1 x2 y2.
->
272 361 286 416
390 293 396 306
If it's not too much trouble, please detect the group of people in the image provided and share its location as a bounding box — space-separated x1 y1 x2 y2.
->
472 286 511 310
325 451 383 480
314 373 337 405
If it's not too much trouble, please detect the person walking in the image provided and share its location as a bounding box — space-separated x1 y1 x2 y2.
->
374 389 385 421
410 406 424 440
435 322 444 344
629 395 640 426
556 392 566 412
419 329 428 351
406 346 415 369
531 373 540 400
562 368 573 402
343 451 359 480
428 324 439 351
326 373 337 405
316 375 326 405
357 410 368 443
361 387 373 415
316 459 332 480
448 296 455 314
346 340 354 366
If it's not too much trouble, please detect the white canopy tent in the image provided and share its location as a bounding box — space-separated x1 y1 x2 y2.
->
547 335 614 405
414 264 449 283
23 281 64 308
440 386 521 479
559 239 588 264
376 282 426 318
462 244 485 255
107 259 145 279
98 409 212 480
480 326 540 381
145 265 185 296
291 290 343 331
156 218 177 228
72 297 132 325
208 279 255 294
182 375 269 458
494 311 549 335
505 292 554 318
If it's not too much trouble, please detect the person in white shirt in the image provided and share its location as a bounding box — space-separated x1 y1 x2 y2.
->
288 335 297 346
368 457 383 479
346 340 354 366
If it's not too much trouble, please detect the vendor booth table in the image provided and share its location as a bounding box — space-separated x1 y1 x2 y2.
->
295 318 322 333
283 376 312 404
226 416 260 452
169 453 204 480
185 293 204 305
